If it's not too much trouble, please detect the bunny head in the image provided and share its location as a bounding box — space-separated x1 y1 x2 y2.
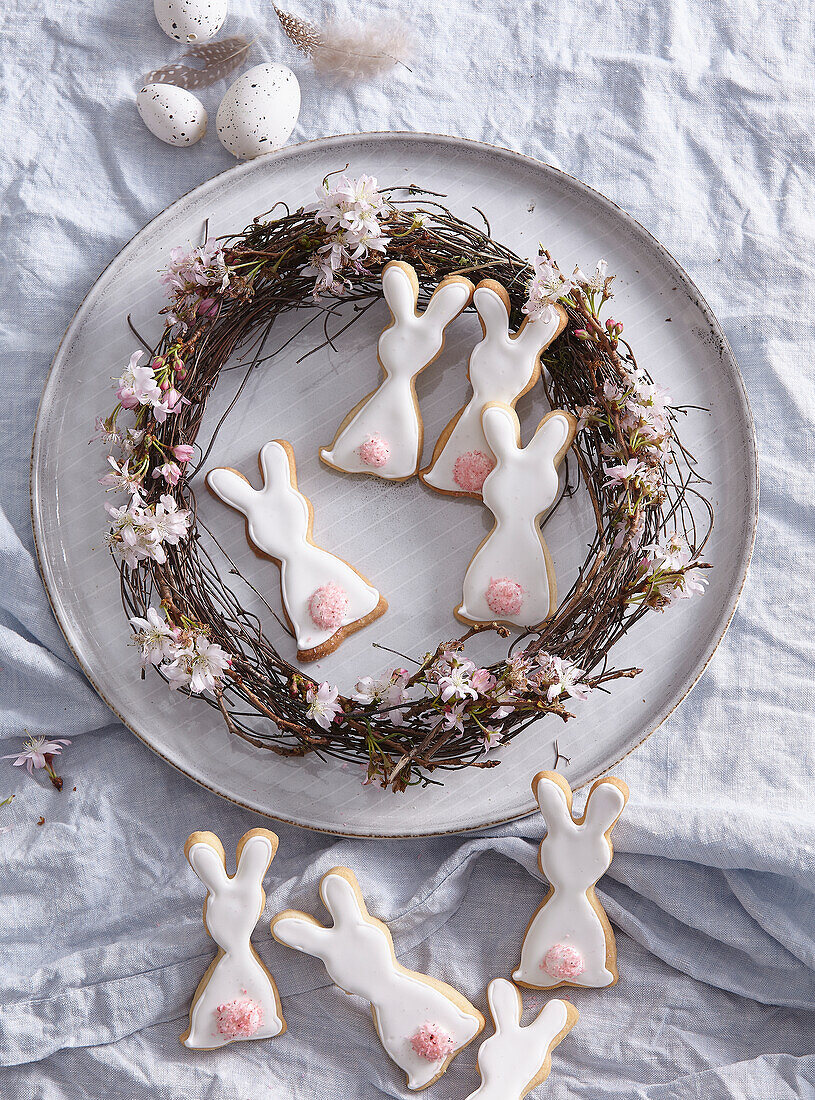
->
480 404 575 515
469 281 567 397
186 829 278 950
379 261 472 372
272 870 395 1000
533 772 628 892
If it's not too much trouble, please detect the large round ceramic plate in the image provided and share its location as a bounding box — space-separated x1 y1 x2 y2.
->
31 133 757 837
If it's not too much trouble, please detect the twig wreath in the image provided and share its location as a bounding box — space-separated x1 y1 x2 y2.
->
95 172 712 791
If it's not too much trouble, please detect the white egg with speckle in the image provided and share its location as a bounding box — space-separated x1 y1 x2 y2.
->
216 64 300 160
153 0 227 43
136 83 208 147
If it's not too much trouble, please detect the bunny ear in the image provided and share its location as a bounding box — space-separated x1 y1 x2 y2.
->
534 772 575 835
422 276 473 328
527 411 575 468
235 830 277 887
188 839 229 894
258 441 295 493
382 261 419 322
517 302 566 356
320 870 366 928
486 978 522 1030
272 913 330 955
473 282 511 339
583 778 628 835
482 403 520 463
527 998 572 1048
206 466 257 516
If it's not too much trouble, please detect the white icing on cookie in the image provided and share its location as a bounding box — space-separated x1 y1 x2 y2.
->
513 773 628 989
464 979 574 1100
320 262 473 480
457 404 575 628
271 869 482 1090
182 830 284 1049
422 282 564 496
207 442 382 655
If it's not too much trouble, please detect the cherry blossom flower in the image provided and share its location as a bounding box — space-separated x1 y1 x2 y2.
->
306 174 391 297
630 535 708 610
470 668 496 694
353 669 410 723
173 444 194 463
2 734 71 790
431 703 465 734
151 387 188 424
121 428 145 457
312 174 388 237
573 258 609 292
604 457 647 488
535 653 591 703
644 533 691 572
129 607 179 666
91 415 121 448
306 682 342 729
160 240 230 321
523 255 576 322
2 735 71 774
105 493 191 568
116 352 162 410
164 635 231 694
99 456 142 494
147 494 192 547
152 461 182 486
436 654 478 703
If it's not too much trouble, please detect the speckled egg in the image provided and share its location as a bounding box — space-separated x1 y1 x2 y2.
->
136 83 208 147
216 64 300 160
153 0 228 43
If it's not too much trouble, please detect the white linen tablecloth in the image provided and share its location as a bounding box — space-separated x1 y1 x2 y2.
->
2 0 814 1096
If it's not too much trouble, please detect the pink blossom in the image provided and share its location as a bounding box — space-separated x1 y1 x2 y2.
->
172 444 194 463
431 704 465 734
470 668 496 694
306 682 342 729
152 461 182 486
604 457 646 487
116 352 161 409
2 735 71 775
99 456 142 494
523 254 576 322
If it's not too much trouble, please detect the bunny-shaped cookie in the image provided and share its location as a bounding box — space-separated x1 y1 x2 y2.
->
456 402 576 629
421 280 566 498
320 261 474 481
207 440 386 661
514 771 629 990
181 828 285 1049
464 979 577 1100
271 867 484 1090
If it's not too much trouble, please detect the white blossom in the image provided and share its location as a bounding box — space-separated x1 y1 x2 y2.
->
523 255 576 322
306 682 342 729
129 607 179 666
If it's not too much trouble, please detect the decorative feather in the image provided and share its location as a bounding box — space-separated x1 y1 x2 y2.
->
274 6 411 84
143 36 251 91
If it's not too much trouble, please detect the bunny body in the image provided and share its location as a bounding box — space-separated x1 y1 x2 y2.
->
514 772 629 989
207 440 384 659
456 403 575 629
181 829 285 1049
422 282 566 497
320 261 473 480
465 979 576 1100
271 868 483 1090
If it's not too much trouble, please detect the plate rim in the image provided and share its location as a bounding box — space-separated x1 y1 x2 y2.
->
30 130 759 838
